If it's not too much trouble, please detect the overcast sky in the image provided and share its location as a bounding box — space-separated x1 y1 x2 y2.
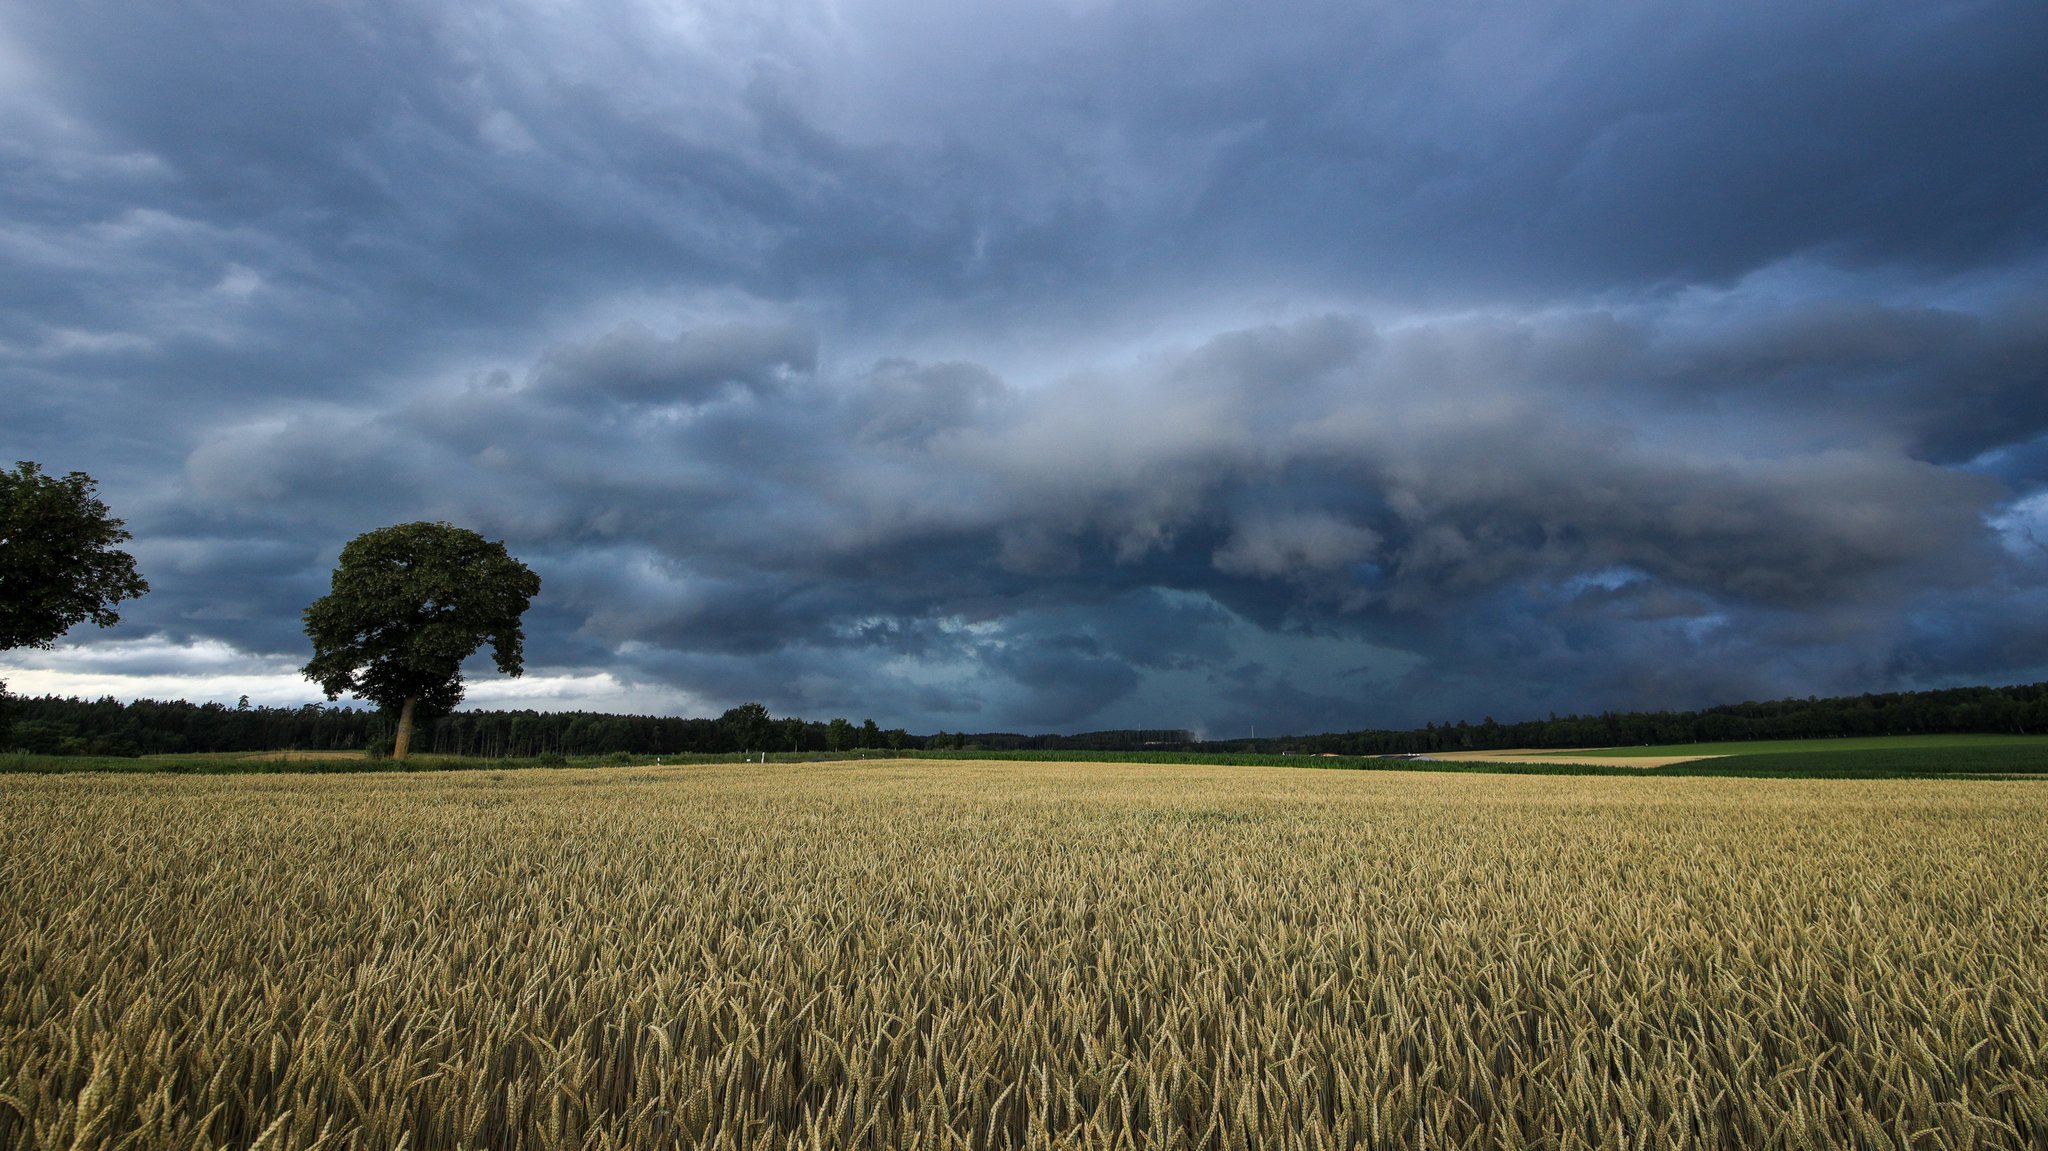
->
5 0 2048 735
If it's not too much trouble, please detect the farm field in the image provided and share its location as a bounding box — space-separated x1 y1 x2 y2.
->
1411 734 2048 778
3 760 2045 1149
1555 733 2048 759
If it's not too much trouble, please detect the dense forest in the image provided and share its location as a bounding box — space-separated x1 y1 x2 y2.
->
0 696 915 759
5 681 2048 759
1258 681 2048 755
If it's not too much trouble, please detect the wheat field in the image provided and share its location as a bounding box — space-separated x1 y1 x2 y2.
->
2 761 2043 1150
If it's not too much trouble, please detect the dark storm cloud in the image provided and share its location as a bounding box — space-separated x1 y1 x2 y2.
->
155 304 2019 727
1039 3 2048 298
5 0 2048 729
1630 297 2048 462
531 321 817 407
9 0 2043 367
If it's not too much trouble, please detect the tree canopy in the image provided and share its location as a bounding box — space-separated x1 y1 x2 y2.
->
0 461 150 652
302 521 540 758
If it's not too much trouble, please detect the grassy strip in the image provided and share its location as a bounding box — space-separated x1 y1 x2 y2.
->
9 741 2047 778
911 747 2048 779
1397 745 2048 779
1643 742 2048 777
1559 732 2048 758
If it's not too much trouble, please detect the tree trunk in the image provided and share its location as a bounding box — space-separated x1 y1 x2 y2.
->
393 696 417 761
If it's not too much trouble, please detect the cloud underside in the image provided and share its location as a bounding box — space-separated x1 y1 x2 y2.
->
159 301 2042 731
3 0 2047 730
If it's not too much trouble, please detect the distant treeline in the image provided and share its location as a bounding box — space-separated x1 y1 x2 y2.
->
1235 682 2048 756
0 696 924 759
918 684 2048 755
3 681 2047 759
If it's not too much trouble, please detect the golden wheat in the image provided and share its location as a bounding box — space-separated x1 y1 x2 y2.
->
2 761 2043 1149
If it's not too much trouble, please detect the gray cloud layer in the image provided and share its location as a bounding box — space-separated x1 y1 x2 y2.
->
4 0 2047 731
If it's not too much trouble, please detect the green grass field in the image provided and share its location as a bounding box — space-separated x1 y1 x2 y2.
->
1661 745 2048 777
1563 732 2048 757
1525 733 2048 779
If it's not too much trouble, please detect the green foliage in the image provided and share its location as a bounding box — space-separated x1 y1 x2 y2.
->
1260 682 2048 757
0 461 149 651
719 702 772 751
301 522 541 721
0 693 855 758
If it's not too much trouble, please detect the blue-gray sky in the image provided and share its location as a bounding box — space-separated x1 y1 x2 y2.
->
5 0 2048 734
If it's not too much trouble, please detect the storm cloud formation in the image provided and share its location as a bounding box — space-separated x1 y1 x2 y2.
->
4 0 2047 733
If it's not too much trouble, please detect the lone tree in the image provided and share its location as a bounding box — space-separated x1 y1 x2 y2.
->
302 521 540 760
0 461 150 652
719 702 773 755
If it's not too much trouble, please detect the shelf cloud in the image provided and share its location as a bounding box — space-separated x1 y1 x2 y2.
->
5 0 2047 731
